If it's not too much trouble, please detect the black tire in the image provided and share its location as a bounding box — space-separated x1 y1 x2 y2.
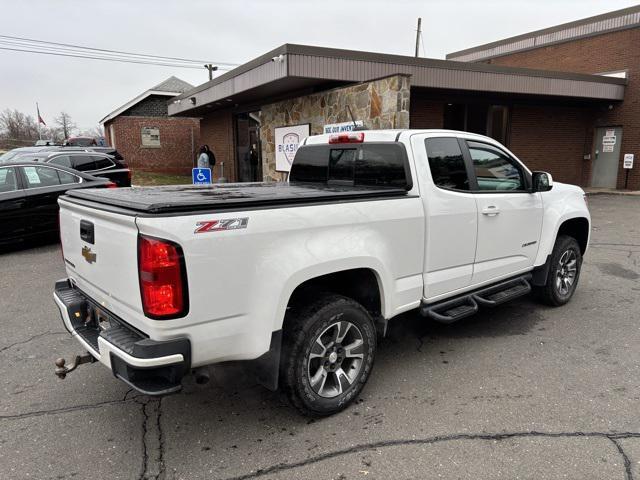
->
280 294 376 417
535 235 582 306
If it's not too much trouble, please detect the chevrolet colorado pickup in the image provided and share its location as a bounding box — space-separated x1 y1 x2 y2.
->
53 129 590 416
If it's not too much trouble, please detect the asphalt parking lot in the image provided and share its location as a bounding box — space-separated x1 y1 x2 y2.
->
1 194 639 480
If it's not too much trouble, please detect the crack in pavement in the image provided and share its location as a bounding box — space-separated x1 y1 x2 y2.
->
0 397 137 421
610 437 634 480
138 397 165 480
0 331 67 354
223 430 640 480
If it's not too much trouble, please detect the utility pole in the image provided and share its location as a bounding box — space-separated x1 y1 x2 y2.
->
204 64 218 81
414 17 422 57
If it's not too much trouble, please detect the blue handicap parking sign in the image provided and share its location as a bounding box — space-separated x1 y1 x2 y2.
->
192 168 212 185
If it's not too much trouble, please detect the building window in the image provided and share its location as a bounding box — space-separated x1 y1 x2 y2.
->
443 104 510 145
141 127 160 148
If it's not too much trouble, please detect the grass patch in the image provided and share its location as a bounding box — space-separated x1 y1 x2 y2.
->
132 171 192 186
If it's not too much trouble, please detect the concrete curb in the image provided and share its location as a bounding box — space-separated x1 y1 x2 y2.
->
584 189 640 196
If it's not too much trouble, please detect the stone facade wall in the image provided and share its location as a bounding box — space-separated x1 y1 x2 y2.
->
260 74 411 181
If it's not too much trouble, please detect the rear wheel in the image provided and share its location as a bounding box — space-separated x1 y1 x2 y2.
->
536 235 582 306
280 294 376 417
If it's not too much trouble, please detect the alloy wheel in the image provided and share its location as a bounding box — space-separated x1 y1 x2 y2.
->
307 320 365 398
556 249 578 296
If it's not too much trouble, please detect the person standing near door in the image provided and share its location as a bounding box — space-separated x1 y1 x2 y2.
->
248 143 259 181
197 145 209 169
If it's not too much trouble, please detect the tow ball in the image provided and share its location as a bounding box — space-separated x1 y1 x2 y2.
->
54 353 96 379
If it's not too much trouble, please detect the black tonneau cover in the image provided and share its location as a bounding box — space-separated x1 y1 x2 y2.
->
64 182 408 214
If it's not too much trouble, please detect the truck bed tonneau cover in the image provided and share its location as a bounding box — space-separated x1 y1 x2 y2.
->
64 182 409 214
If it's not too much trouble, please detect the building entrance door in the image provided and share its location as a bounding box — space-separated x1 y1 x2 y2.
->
591 127 622 188
235 112 262 182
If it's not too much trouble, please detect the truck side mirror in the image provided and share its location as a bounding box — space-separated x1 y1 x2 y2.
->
532 171 553 192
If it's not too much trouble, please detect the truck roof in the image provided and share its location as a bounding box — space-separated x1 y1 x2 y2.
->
304 129 500 145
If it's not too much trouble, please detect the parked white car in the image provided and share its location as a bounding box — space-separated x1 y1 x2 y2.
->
53 129 590 416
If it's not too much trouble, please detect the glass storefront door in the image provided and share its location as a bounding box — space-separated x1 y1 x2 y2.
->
235 112 262 182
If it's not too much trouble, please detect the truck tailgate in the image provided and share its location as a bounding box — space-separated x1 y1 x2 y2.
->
58 197 142 319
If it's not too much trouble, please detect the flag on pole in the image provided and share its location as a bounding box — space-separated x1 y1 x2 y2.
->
37 103 46 126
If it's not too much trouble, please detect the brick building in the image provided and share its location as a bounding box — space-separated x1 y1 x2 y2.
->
448 5 640 190
101 77 200 175
169 6 638 189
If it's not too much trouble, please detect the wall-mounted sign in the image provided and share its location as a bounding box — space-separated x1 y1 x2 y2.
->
141 127 160 147
323 120 364 134
623 153 634 169
275 124 309 172
602 135 616 146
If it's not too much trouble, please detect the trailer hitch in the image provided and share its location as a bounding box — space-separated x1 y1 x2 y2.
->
54 353 96 379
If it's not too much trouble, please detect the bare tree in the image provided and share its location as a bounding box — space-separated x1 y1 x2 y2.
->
0 109 39 148
78 125 105 138
55 111 77 140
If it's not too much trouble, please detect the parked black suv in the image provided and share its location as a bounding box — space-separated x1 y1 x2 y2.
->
19 150 131 187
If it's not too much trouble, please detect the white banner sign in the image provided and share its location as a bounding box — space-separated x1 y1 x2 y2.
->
275 124 309 172
623 153 634 169
323 121 364 134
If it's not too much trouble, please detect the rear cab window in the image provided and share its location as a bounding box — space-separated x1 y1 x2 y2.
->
290 143 412 189
425 138 470 191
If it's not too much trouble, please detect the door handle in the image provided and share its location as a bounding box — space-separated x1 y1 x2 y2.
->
482 205 500 216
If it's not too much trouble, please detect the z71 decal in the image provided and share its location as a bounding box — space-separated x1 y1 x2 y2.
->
194 218 249 234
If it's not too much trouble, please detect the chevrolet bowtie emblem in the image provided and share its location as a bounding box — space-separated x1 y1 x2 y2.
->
81 246 97 264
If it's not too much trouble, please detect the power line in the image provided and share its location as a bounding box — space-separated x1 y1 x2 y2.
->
0 38 207 67
0 40 210 68
0 34 238 67
0 45 234 70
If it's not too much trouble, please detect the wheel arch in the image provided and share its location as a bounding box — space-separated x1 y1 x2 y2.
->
287 267 384 318
556 217 590 254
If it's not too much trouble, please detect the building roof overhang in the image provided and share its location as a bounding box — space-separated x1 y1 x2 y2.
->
447 5 640 62
168 44 626 117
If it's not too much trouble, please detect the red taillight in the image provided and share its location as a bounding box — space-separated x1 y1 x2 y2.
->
138 235 188 319
106 181 117 188
328 132 365 144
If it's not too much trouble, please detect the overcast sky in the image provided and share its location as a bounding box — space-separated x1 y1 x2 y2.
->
0 0 637 130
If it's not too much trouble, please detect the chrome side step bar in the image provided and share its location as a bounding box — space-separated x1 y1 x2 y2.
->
420 274 532 324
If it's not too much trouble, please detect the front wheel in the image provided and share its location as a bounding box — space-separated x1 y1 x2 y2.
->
280 294 376 417
535 235 583 306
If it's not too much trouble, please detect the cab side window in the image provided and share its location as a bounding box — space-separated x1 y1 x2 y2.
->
71 155 97 171
93 155 115 170
49 155 73 168
0 167 18 193
425 138 469 191
57 170 81 185
22 166 61 188
467 141 525 191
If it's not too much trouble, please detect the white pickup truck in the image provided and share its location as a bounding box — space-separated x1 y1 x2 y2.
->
53 129 590 416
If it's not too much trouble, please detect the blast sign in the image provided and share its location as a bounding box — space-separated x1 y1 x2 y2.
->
275 124 310 172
